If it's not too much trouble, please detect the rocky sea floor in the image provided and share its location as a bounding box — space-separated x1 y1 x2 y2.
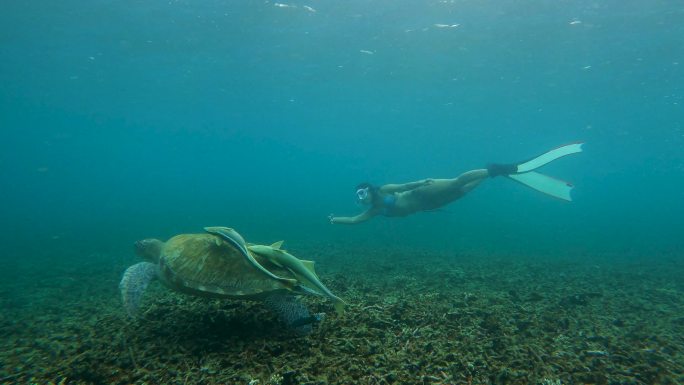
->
1 245 683 385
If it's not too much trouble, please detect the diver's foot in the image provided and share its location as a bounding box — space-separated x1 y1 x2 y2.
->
486 163 518 177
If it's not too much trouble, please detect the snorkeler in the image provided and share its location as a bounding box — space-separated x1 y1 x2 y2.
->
329 142 583 225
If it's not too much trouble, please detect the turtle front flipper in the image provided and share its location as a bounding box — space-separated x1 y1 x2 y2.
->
119 262 159 318
204 226 297 289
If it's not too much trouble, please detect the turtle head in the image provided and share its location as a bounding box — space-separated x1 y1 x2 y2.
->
134 239 163 263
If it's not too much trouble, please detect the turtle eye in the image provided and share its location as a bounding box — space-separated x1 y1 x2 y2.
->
134 240 150 250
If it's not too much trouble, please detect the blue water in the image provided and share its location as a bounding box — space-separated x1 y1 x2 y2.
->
1 0 683 263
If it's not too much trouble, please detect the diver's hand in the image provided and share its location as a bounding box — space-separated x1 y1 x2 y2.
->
328 214 335 224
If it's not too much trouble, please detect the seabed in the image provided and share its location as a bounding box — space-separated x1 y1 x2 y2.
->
1 245 683 384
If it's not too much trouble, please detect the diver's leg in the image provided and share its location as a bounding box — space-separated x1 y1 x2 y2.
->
407 169 489 209
453 169 490 185
421 169 489 194
439 169 489 196
461 179 485 194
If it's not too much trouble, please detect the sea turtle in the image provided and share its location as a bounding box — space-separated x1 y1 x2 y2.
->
119 227 344 330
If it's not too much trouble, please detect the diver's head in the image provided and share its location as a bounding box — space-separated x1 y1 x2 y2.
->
355 182 375 205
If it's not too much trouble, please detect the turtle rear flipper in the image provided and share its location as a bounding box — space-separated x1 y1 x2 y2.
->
119 262 158 318
263 294 322 336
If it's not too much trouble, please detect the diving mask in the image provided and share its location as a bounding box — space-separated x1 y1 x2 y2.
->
356 187 369 202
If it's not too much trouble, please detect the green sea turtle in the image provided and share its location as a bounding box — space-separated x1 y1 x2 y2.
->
119 227 344 328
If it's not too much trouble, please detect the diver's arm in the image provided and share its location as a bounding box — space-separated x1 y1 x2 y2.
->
380 179 433 194
329 209 376 225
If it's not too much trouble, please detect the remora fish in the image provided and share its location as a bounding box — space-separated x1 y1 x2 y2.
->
248 241 346 315
204 227 297 288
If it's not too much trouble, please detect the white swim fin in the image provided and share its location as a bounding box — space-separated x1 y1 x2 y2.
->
507 171 575 201
515 142 583 173
496 142 584 201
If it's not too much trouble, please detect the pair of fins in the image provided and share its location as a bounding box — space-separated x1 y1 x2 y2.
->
504 142 584 202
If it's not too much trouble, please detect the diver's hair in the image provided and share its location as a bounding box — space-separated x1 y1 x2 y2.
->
355 182 381 206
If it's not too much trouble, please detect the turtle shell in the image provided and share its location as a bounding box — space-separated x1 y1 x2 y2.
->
158 233 293 299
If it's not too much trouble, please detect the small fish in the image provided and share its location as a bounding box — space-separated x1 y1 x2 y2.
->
274 3 295 8
360 49 374 55
569 20 582 25
434 23 460 29
303 5 316 13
